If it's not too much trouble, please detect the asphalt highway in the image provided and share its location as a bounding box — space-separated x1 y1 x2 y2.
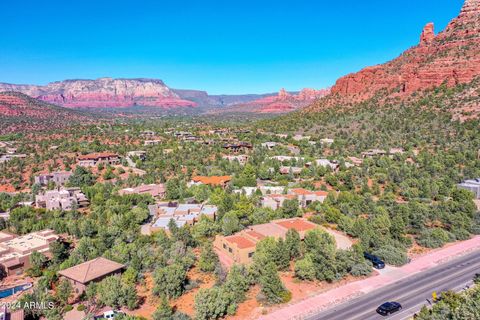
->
306 250 480 320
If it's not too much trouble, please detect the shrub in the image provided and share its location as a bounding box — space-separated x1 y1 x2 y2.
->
372 245 409 266
417 228 452 249
194 287 235 320
350 263 372 277
294 255 316 281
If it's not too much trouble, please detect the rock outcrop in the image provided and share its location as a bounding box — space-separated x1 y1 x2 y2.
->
420 22 435 45
330 0 480 102
0 78 196 108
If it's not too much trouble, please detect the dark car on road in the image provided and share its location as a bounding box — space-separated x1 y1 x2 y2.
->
364 252 385 269
376 302 402 316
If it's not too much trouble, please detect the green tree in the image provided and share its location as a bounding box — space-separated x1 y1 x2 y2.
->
199 242 219 273
153 264 187 299
27 251 47 277
258 261 290 304
285 229 302 260
152 297 173 320
55 279 73 307
294 255 316 281
221 211 242 236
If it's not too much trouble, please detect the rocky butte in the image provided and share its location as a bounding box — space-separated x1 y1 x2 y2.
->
0 78 196 108
329 0 480 102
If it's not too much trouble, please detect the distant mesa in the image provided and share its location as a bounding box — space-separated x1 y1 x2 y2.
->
0 78 196 109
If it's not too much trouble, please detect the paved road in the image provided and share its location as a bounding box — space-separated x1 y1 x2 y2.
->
307 250 480 320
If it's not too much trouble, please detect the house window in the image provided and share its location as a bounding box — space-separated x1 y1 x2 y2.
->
228 247 232 253
223 244 227 250
248 252 254 258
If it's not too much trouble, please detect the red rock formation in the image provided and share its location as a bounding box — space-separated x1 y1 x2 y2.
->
213 87 330 114
330 0 480 102
0 78 196 108
420 23 435 45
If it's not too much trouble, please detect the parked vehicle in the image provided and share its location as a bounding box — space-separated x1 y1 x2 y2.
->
376 301 402 316
364 252 385 269
94 310 125 319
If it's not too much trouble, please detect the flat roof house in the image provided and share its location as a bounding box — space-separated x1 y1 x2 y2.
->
58 257 125 296
0 229 59 276
34 171 72 186
35 188 89 211
222 155 249 165
214 218 321 265
148 203 218 231
77 152 120 167
288 188 329 207
458 179 480 199
119 184 166 199
144 140 162 146
279 166 302 175
261 194 297 210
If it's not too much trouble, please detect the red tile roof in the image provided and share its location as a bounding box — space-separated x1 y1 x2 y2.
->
289 188 313 195
192 175 232 186
58 257 124 284
275 219 318 232
225 235 256 249
245 230 265 241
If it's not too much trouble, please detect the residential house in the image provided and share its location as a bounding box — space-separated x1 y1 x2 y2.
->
58 257 125 296
119 184 166 199
233 186 285 197
141 130 156 138
261 188 328 210
286 145 301 155
279 166 302 175
148 203 218 231
287 188 328 207
144 140 162 146
361 149 387 158
261 194 297 210
0 305 24 320
223 142 253 153
458 179 480 199
214 218 324 265
269 156 304 162
126 150 147 161
77 152 120 167
320 138 335 146
34 171 72 186
35 188 89 211
222 155 249 165
261 142 281 150
189 176 232 189
348 156 364 166
292 135 311 141
0 229 59 276
0 154 27 164
314 159 339 170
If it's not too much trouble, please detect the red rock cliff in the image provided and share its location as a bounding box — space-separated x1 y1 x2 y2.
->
330 0 480 101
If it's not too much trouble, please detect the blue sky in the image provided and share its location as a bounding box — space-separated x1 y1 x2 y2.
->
0 0 464 94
